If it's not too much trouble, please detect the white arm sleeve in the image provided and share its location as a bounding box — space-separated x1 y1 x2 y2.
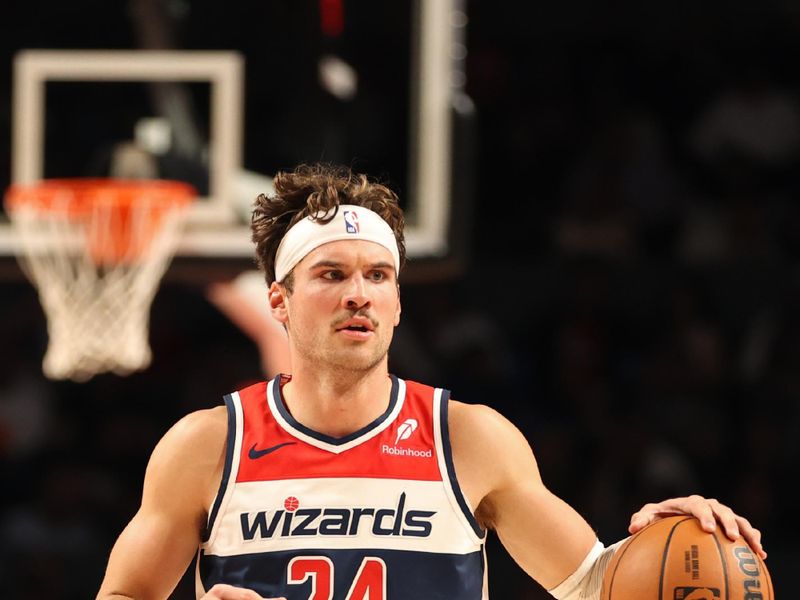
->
547 538 628 600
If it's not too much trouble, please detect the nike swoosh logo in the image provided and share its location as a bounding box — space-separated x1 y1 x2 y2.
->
248 441 297 459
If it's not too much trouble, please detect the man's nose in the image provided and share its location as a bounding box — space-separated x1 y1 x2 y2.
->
342 274 369 309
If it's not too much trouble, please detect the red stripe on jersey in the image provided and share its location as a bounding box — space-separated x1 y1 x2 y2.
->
235 380 442 482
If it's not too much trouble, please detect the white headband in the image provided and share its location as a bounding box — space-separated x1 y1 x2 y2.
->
274 204 400 282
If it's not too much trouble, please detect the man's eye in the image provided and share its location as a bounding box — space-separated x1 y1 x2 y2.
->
369 271 386 281
322 271 344 280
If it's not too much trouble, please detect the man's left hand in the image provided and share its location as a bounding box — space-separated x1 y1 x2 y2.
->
628 495 766 559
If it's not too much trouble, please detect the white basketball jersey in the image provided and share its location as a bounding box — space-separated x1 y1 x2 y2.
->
197 374 488 599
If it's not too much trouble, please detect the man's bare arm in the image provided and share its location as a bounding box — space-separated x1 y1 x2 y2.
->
448 401 765 595
96 407 228 600
449 401 598 590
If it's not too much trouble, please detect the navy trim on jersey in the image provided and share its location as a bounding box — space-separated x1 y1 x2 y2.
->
203 393 237 542
269 374 400 446
199 546 485 599
439 391 486 539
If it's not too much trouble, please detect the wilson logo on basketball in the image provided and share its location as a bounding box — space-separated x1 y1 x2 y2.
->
732 546 764 600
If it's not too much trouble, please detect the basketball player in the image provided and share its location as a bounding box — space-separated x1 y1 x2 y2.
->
96 163 766 600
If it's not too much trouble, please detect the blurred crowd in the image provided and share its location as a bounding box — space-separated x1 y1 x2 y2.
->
2 1 800 598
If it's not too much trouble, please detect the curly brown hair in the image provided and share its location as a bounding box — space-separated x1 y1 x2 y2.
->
251 163 406 285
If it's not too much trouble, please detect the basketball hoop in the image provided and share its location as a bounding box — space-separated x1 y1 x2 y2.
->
4 178 196 382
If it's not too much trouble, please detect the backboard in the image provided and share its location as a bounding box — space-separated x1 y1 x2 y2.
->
1 0 470 280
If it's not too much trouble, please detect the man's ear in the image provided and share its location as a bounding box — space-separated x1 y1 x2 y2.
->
393 285 401 327
269 282 288 324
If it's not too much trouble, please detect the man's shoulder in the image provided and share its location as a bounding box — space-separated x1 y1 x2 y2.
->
173 405 228 436
141 406 230 518
448 399 511 432
447 399 533 460
154 406 228 461
446 399 535 506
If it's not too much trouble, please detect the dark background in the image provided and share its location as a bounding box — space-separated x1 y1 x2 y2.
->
0 0 797 597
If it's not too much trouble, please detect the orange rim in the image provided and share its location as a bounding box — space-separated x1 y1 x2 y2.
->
4 178 196 214
4 178 196 264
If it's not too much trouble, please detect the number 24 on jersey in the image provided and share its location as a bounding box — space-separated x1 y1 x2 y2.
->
288 556 386 600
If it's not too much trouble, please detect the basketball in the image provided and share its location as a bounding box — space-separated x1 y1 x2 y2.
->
601 515 774 600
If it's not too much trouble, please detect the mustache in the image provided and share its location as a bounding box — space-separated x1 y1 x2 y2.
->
332 313 378 329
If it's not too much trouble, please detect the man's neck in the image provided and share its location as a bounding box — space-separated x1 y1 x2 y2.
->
280 366 393 438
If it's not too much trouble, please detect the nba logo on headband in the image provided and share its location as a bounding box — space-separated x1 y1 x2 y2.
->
344 210 359 233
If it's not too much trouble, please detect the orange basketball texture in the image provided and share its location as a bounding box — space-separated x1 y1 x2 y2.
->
601 515 773 600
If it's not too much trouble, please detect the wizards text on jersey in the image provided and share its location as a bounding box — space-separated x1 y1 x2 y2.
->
240 492 436 540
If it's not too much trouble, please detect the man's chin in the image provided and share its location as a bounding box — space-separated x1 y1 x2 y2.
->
331 349 387 372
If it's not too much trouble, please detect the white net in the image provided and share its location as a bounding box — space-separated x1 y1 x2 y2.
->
5 179 194 382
